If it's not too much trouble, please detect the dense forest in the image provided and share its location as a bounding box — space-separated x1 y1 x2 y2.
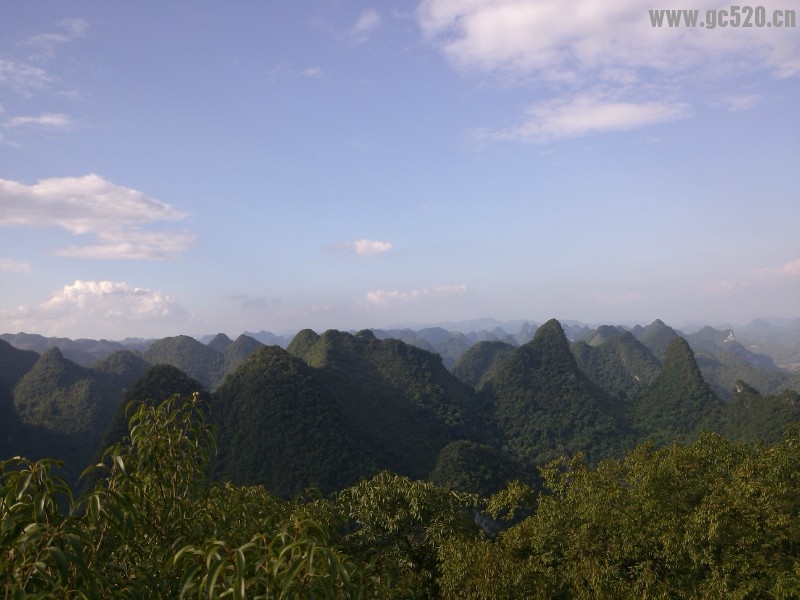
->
2 318 800 596
3 393 800 597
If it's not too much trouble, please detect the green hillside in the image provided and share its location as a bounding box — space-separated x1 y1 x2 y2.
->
2 318 799 502
695 347 800 401
634 337 724 445
211 345 377 496
482 319 632 465
11 348 127 481
206 332 234 353
0 338 39 390
100 363 209 452
717 380 800 444
144 335 226 389
632 318 680 361
289 329 491 469
452 340 516 390
429 439 534 498
0 382 29 458
571 331 660 401
13 348 120 439
221 334 264 376
91 350 150 388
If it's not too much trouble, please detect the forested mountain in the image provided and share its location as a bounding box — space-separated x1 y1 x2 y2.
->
11 348 128 480
372 326 517 368
206 332 234 352
677 325 800 401
100 364 210 452
13 348 120 439
634 337 724 445
583 324 626 345
631 318 681 361
241 329 293 347
0 381 28 459
716 380 800 444
481 319 632 465
738 317 800 371
0 338 39 390
91 350 151 388
0 332 150 367
451 340 516 389
287 329 490 481
6 392 800 598
141 333 265 390
1 317 800 499
429 439 535 498
686 326 778 369
211 345 377 496
695 346 800 400
570 331 661 401
143 335 226 390
221 334 264 374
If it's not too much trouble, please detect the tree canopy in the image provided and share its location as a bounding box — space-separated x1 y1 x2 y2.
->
2 394 800 598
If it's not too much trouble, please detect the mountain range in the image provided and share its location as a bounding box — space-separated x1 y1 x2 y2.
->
1 317 799 496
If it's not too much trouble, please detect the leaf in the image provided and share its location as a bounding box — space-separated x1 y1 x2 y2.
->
281 557 305 592
15 471 33 501
207 559 226 598
48 545 70 580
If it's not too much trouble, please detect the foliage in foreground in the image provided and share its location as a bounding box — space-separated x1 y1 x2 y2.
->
443 429 800 599
2 393 800 598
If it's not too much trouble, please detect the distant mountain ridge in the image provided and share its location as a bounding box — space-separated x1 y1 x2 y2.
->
5 316 798 371
2 317 800 497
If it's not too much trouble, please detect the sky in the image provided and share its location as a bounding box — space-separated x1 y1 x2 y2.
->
1 1 798 340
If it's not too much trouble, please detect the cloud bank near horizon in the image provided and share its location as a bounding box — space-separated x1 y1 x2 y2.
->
0 174 194 261
0 280 189 338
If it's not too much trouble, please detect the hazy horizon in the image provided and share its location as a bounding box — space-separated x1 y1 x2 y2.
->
2 2 798 340
4 314 798 345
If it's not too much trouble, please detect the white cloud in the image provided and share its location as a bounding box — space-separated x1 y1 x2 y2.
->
0 18 86 138
475 93 691 143
2 113 73 128
0 280 189 338
419 0 799 77
348 9 382 42
0 258 31 273
354 9 382 33
758 258 800 279
0 174 194 260
0 58 50 92
1 19 87 92
722 94 761 112
56 229 195 260
22 18 89 59
302 66 324 78
703 257 800 295
330 239 393 256
41 280 180 316
367 283 467 305
418 0 800 142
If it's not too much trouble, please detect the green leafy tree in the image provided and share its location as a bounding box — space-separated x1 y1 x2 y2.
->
442 428 800 599
336 471 480 598
0 456 97 597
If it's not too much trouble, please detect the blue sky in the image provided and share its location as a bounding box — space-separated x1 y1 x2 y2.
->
1 1 798 339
